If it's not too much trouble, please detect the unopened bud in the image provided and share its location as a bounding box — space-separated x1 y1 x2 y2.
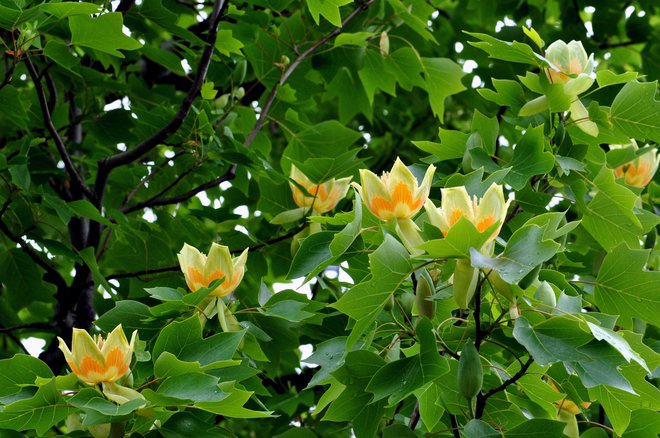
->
379 31 390 56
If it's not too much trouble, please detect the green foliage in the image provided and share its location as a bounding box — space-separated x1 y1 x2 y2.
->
0 0 659 437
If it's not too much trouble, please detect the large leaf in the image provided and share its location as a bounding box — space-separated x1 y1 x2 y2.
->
69 13 142 57
421 58 466 122
609 81 660 143
470 224 560 284
595 245 660 327
505 125 554 190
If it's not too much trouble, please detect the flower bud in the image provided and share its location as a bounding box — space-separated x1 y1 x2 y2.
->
177 243 248 297
353 158 435 222
289 164 352 214
534 281 557 308
379 31 390 56
415 270 436 319
457 340 483 401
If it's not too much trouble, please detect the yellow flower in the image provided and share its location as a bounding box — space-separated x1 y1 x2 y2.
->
289 164 352 214
611 141 659 188
353 158 435 221
425 183 511 244
58 325 136 386
177 243 248 297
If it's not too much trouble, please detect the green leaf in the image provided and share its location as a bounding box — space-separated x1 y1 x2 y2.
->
306 0 352 27
366 319 449 404
69 13 142 57
68 388 145 417
195 381 272 418
334 32 373 47
288 231 334 280
413 128 468 162
43 41 81 74
358 50 398 104
470 224 560 284
505 419 567 437
331 235 412 321
416 382 444 431
152 316 245 366
216 29 243 56
39 2 102 17
200 82 217 100
512 316 592 365
0 249 52 308
0 355 53 405
463 419 501 438
466 32 545 66
95 300 164 338
145 287 184 302
0 86 28 129
157 373 226 403
580 168 643 251
595 70 638 88
586 320 648 371
595 245 660 327
67 200 112 226
420 216 495 259
505 125 554 190
421 58 466 122
0 378 71 436
478 79 526 108
609 81 660 143
306 337 347 387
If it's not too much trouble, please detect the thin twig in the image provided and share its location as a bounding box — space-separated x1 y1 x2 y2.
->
121 150 186 209
0 322 55 333
243 0 376 148
121 165 236 213
474 357 534 418
24 54 93 200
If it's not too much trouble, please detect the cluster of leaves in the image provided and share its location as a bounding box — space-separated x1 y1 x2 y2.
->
0 0 659 437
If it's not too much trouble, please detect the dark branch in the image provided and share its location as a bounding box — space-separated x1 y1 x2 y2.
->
0 322 55 333
408 401 420 430
243 0 376 148
475 357 534 418
95 0 227 204
449 414 460 438
121 165 236 213
24 55 93 200
121 150 186 209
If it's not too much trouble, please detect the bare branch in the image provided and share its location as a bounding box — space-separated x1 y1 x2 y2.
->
24 54 94 200
243 0 376 148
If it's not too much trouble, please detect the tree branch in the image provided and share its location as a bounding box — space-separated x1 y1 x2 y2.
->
95 0 227 205
243 0 375 148
474 357 534 418
121 165 236 213
24 54 93 200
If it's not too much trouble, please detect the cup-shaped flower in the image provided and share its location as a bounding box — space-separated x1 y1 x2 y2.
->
611 141 659 188
545 40 594 94
425 183 510 244
353 158 435 222
289 164 352 214
58 325 137 386
178 243 248 297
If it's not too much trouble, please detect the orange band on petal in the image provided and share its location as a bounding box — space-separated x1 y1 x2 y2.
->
79 355 105 377
370 197 394 216
449 209 463 226
187 267 204 290
391 182 414 208
477 216 496 233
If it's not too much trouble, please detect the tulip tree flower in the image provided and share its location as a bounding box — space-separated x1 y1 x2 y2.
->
289 164 352 215
353 158 435 253
177 243 248 298
611 141 659 188
520 39 598 137
58 325 137 386
424 184 511 308
59 325 144 405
